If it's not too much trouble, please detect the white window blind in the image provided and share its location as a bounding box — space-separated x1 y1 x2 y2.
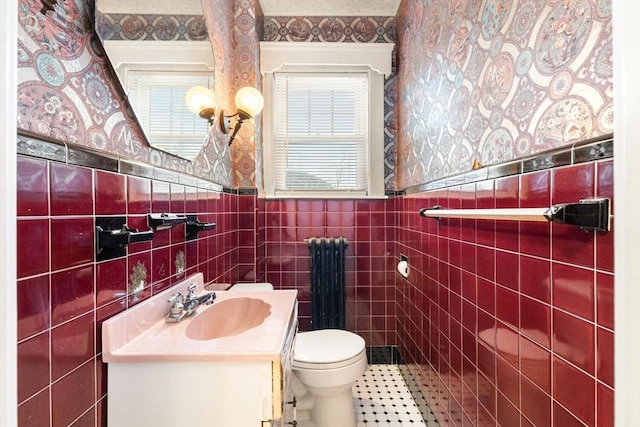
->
273 73 369 194
127 72 212 159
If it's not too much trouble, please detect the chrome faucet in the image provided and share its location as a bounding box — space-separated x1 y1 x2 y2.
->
166 283 216 323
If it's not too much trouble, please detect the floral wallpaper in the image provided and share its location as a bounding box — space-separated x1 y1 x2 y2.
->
231 0 262 189
263 15 398 190
396 0 613 188
17 0 234 186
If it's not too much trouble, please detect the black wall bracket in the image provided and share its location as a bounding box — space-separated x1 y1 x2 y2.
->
185 215 216 241
148 213 188 231
96 216 154 261
544 198 610 232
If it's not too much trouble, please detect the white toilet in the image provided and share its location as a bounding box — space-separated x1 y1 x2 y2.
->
229 283 368 427
292 329 367 427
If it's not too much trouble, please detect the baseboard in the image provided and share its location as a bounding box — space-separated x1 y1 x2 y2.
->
366 346 404 364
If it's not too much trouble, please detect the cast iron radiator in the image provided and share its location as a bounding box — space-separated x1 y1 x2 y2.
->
307 237 349 330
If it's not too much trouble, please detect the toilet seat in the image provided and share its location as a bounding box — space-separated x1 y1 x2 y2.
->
293 329 366 370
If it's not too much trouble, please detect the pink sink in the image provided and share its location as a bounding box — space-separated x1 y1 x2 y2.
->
102 273 298 363
186 297 272 340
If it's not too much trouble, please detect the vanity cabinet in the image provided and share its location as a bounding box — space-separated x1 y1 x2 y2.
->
102 273 299 427
107 314 297 427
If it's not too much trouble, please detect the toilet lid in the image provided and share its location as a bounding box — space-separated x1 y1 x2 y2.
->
294 329 365 364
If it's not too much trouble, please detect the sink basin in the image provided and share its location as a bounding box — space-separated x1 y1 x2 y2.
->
186 297 271 340
101 273 298 363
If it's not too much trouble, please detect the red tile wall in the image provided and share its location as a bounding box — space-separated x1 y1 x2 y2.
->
395 159 614 427
16 153 614 427
16 155 241 427
261 199 397 345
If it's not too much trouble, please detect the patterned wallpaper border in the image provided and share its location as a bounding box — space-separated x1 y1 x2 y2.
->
96 13 209 41
263 16 395 43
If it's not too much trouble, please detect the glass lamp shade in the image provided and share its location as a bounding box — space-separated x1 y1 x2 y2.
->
185 86 216 118
235 86 264 118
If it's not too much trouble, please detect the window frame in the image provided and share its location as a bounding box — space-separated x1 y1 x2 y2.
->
260 42 394 199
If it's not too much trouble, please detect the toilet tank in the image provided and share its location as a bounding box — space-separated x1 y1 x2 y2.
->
230 282 274 291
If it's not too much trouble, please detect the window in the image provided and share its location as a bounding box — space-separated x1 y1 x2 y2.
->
261 42 394 198
127 72 213 160
273 73 369 193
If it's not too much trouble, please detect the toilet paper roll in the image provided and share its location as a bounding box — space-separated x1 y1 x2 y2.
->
397 260 409 278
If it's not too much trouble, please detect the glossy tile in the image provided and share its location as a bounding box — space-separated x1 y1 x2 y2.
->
552 309 595 374
519 255 551 303
50 218 94 271
151 181 170 213
17 275 50 341
596 221 614 272
127 176 151 214
51 265 94 326
552 263 595 320
50 163 93 216
553 357 595 427
51 313 94 381
597 383 614 427
16 218 49 279
17 156 48 216
96 258 127 307
596 272 614 329
597 327 614 388
520 375 551 427
17 332 50 403
51 360 96 427
520 296 551 349
18 388 50 427
519 335 551 394
95 170 125 215
495 250 518 291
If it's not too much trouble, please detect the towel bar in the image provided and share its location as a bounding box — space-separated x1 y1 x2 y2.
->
419 198 610 232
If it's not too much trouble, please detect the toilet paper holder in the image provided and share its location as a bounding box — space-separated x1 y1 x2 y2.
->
397 254 409 279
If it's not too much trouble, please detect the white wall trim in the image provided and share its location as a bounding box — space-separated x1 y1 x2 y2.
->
260 42 395 78
103 40 214 84
0 0 18 425
614 1 640 425
260 42 392 199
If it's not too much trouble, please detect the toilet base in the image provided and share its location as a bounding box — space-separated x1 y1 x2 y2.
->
307 388 357 427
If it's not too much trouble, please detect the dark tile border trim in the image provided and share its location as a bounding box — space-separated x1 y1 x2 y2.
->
17 129 224 193
405 133 613 195
366 345 404 364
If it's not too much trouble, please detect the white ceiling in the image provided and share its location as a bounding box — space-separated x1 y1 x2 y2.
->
258 0 401 16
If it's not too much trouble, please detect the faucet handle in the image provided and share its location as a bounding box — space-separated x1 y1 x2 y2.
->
186 283 197 300
168 292 183 305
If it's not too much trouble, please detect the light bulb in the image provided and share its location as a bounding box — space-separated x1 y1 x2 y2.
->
235 86 264 118
185 86 216 118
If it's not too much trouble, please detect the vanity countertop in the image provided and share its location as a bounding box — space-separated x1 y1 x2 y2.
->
102 273 298 363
